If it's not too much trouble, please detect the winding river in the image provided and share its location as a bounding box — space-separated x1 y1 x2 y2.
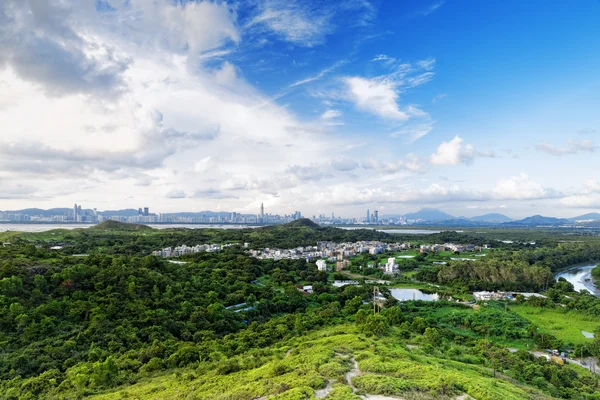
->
555 263 600 296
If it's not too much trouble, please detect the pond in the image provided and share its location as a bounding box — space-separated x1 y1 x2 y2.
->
555 264 600 296
390 288 440 302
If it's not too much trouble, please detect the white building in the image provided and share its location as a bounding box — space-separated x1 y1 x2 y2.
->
384 257 397 274
316 259 328 271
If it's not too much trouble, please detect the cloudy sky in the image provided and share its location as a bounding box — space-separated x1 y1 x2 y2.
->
1 0 599 218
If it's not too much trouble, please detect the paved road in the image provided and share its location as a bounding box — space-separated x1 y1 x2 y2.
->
508 348 600 374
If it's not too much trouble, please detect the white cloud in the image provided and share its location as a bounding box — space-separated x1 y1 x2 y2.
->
321 109 343 119
341 59 435 128
584 179 600 193
290 60 347 88
416 58 436 71
308 173 560 208
344 77 409 120
418 1 445 16
535 139 598 155
560 195 599 208
491 173 556 200
247 0 333 46
430 136 474 165
0 0 344 213
371 54 396 65
432 93 447 103
166 189 187 199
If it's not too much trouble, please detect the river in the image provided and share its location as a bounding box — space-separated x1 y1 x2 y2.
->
555 263 600 296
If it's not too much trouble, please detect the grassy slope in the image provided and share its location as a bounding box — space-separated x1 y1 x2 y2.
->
90 325 555 400
511 305 600 345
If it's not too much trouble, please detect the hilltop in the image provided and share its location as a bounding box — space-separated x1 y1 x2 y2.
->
277 218 321 229
88 220 154 232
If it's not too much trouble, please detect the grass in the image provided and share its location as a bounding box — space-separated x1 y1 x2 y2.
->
88 324 558 400
511 305 600 345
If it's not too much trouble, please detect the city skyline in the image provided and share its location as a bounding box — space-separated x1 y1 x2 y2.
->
0 1 599 218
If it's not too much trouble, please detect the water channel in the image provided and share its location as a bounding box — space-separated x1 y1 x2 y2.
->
555 263 600 296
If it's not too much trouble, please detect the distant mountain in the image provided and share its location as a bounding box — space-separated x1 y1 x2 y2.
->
504 215 570 226
569 213 600 221
469 213 512 223
403 208 454 221
0 208 74 217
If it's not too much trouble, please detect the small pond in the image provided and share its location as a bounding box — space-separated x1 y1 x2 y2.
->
390 288 440 302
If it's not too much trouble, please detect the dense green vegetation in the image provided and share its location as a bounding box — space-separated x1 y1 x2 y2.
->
88 324 564 400
3 221 600 399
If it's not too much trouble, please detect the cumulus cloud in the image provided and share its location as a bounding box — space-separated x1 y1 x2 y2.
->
535 139 598 155
0 0 348 212
307 173 560 208
430 136 475 165
491 173 557 200
344 77 409 120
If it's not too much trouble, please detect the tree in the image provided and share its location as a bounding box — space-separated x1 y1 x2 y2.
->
382 306 403 326
360 314 388 336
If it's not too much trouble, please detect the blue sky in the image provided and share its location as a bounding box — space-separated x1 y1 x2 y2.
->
0 0 599 218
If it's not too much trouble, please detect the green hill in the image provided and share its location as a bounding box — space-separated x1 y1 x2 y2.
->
90 325 555 400
88 220 154 232
282 218 322 229
248 219 389 248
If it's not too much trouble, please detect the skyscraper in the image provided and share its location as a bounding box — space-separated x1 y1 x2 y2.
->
374 210 379 223
73 203 78 222
260 203 264 221
366 209 370 223
144 207 149 216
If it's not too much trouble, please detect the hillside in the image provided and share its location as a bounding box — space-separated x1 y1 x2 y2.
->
249 218 389 248
570 212 600 221
88 220 154 231
470 213 512 223
505 215 570 226
90 325 555 400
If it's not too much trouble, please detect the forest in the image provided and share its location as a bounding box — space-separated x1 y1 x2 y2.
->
2 221 600 399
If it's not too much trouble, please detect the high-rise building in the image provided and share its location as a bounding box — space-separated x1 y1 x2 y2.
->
73 203 78 222
144 207 149 216
374 210 379 223
260 203 264 218
138 208 143 216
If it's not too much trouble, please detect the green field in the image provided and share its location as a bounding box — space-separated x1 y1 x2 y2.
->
511 305 600 345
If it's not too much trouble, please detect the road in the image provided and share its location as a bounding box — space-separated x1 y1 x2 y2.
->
508 348 600 374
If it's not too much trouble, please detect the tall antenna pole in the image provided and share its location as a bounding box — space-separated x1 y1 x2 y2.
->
373 286 380 315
